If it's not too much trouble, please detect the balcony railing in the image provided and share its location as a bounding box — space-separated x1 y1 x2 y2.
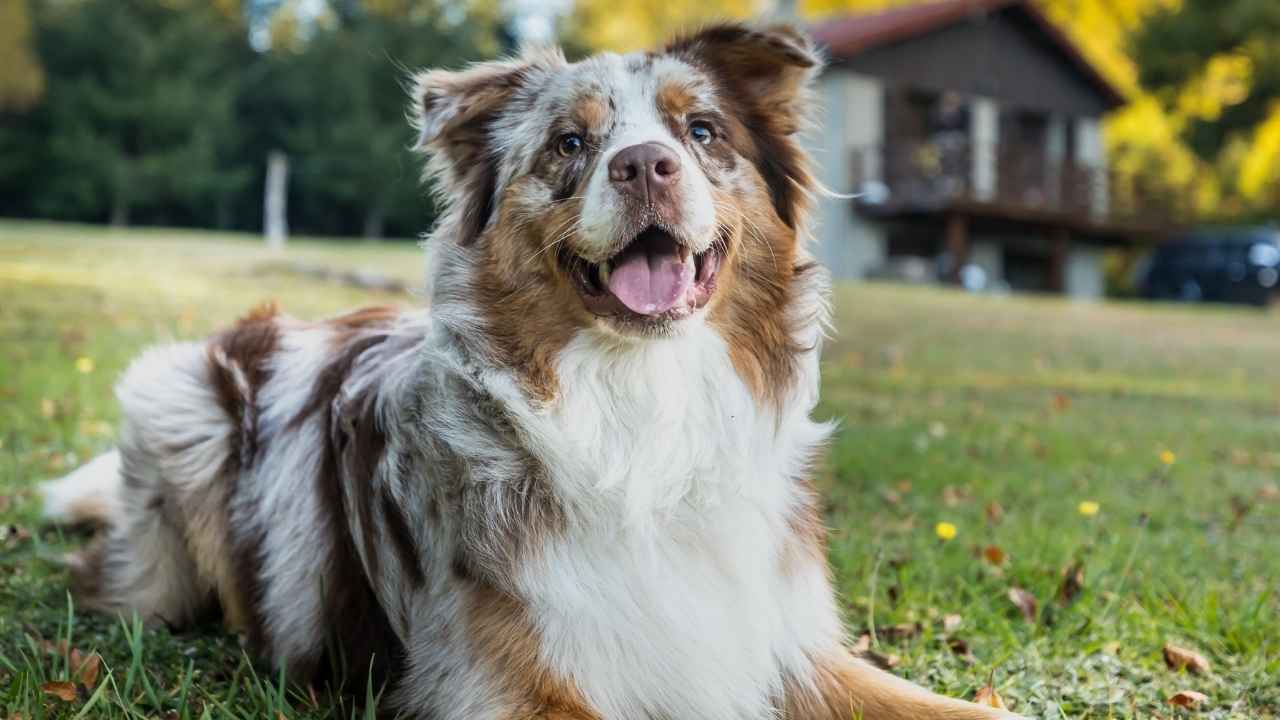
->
849 140 1191 228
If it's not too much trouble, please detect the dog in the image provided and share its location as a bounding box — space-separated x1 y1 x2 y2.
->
41 24 1021 720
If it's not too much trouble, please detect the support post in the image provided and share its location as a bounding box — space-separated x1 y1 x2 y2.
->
264 150 289 251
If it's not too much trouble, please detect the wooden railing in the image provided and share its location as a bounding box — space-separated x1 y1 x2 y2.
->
849 140 1191 226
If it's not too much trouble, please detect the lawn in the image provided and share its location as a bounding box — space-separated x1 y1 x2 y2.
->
1 219 1278 719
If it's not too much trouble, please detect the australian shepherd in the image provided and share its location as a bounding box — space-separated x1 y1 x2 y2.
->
42 24 1020 720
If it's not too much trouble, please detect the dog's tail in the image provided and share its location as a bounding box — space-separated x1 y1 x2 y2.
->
41 450 124 527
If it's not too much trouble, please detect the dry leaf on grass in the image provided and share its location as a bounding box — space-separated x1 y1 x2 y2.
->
985 501 1004 524
943 613 963 632
972 684 1008 709
1057 561 1085 604
1008 587 1038 623
878 622 921 642
983 545 1007 566
1168 690 1209 708
1164 644 1211 675
71 650 101 687
41 682 77 702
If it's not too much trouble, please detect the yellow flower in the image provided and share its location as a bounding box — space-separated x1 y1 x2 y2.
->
1159 450 1176 466
1078 501 1100 516
935 522 957 541
75 356 95 374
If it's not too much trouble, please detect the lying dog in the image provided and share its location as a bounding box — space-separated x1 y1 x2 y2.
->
42 24 1020 720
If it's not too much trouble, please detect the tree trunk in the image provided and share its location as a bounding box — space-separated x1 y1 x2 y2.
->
264 150 288 250
362 206 385 240
109 198 129 228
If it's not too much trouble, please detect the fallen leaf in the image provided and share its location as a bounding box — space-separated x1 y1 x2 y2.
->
879 623 921 642
72 651 101 687
1164 644 1211 675
946 637 975 664
1229 495 1251 529
983 545 1006 566
1168 690 1208 708
1259 483 1280 501
1057 561 1085 605
41 682 77 702
850 633 872 653
1008 587 1038 623
1051 392 1071 412
973 685 1008 709
942 485 969 507
942 613 963 632
984 501 1004 524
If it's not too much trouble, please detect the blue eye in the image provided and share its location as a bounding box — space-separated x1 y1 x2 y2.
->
689 121 714 145
558 133 584 157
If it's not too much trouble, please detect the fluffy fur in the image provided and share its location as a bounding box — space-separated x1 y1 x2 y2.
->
43 24 1021 720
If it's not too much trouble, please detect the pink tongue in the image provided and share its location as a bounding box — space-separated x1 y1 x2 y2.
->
606 245 695 316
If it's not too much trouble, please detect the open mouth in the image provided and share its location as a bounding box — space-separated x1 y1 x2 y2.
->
563 227 723 322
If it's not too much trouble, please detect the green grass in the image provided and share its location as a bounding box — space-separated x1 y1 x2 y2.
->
2 219 1278 718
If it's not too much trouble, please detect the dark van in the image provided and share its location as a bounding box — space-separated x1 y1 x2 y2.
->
1140 227 1280 307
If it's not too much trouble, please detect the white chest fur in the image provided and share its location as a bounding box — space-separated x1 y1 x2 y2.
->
494 323 838 719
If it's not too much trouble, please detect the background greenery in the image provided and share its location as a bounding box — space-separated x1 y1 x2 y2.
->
2 0 1280 237
1 221 1278 718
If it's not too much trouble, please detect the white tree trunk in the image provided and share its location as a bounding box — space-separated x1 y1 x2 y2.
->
264 150 288 250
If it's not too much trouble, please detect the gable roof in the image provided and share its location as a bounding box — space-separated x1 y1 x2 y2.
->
810 0 1125 109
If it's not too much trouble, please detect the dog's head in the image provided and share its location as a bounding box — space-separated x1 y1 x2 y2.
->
413 25 823 396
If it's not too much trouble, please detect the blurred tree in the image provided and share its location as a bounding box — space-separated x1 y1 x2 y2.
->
566 0 762 52
0 0 46 111
255 0 501 237
11 0 253 226
1133 0 1280 209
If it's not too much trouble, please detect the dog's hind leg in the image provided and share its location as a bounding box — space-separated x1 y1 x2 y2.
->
62 449 213 628
46 342 238 628
41 450 124 527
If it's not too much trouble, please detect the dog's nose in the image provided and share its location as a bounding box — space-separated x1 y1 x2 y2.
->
608 143 681 204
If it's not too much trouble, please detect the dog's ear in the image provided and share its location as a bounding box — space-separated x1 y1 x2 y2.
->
410 48 565 243
666 25 822 229
665 24 821 136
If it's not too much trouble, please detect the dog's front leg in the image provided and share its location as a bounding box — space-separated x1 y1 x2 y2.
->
784 649 1024 720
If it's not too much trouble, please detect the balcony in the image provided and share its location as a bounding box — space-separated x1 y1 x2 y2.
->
848 140 1187 235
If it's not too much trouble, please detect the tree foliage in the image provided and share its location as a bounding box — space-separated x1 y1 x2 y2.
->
0 0 501 237
0 0 46 111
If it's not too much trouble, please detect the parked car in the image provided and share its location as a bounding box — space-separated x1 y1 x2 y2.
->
1139 227 1280 306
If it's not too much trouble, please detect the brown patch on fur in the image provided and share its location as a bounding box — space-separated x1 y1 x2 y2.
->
205 302 282 648
570 93 609 131
471 181 585 403
706 184 808 409
67 537 109 611
780 651 1013 720
466 583 603 719
208 302 281 469
62 496 115 528
656 79 697 119
282 306 408 688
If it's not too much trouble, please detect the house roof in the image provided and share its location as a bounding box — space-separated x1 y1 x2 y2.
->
809 0 1126 109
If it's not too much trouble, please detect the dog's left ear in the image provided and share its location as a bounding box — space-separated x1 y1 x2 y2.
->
410 48 565 243
666 24 821 135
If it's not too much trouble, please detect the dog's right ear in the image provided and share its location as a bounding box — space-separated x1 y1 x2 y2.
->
410 49 564 243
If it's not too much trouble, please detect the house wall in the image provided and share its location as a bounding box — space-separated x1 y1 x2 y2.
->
1065 245 1106 300
810 70 888 279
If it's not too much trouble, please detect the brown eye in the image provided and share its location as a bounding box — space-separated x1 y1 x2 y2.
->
558 133 584 157
689 121 714 145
